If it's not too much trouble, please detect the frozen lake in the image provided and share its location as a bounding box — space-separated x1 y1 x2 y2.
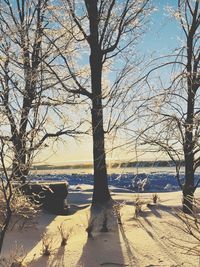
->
29 166 200 193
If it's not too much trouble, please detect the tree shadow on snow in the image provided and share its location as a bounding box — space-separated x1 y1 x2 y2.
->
77 205 138 267
2 212 56 257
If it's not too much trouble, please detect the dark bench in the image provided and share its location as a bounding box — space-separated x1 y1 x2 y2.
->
21 181 69 215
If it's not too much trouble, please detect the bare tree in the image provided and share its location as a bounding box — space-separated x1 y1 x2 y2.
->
137 0 200 213
50 0 152 206
0 0 80 183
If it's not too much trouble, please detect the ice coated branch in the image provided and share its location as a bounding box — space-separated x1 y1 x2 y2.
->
33 128 85 151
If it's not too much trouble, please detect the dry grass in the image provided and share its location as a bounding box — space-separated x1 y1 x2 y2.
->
113 202 125 225
0 188 39 231
58 221 72 246
0 244 27 267
134 195 142 218
152 193 159 204
41 232 55 256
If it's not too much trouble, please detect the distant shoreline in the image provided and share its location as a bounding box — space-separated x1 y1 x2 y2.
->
31 160 184 171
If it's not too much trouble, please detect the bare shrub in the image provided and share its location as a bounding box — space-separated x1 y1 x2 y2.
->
0 244 27 267
152 193 159 204
0 178 39 253
134 195 142 218
10 190 39 231
41 232 54 256
58 222 72 246
0 187 38 231
113 202 125 225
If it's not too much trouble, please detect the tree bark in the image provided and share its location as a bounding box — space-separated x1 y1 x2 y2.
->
91 103 111 205
11 150 28 184
182 15 197 213
87 0 111 205
183 95 195 214
182 58 195 212
183 93 194 214
183 153 194 214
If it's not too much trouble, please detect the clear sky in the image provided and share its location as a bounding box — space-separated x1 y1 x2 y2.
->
36 0 182 166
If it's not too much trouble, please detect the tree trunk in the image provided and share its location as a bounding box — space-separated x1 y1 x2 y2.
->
11 137 28 183
183 154 194 214
11 79 34 183
183 88 195 213
91 103 111 205
11 155 28 184
88 0 111 205
181 14 198 213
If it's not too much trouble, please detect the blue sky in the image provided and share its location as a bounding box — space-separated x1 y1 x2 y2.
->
141 0 181 54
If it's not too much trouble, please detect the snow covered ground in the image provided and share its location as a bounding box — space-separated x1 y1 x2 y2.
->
2 187 200 267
